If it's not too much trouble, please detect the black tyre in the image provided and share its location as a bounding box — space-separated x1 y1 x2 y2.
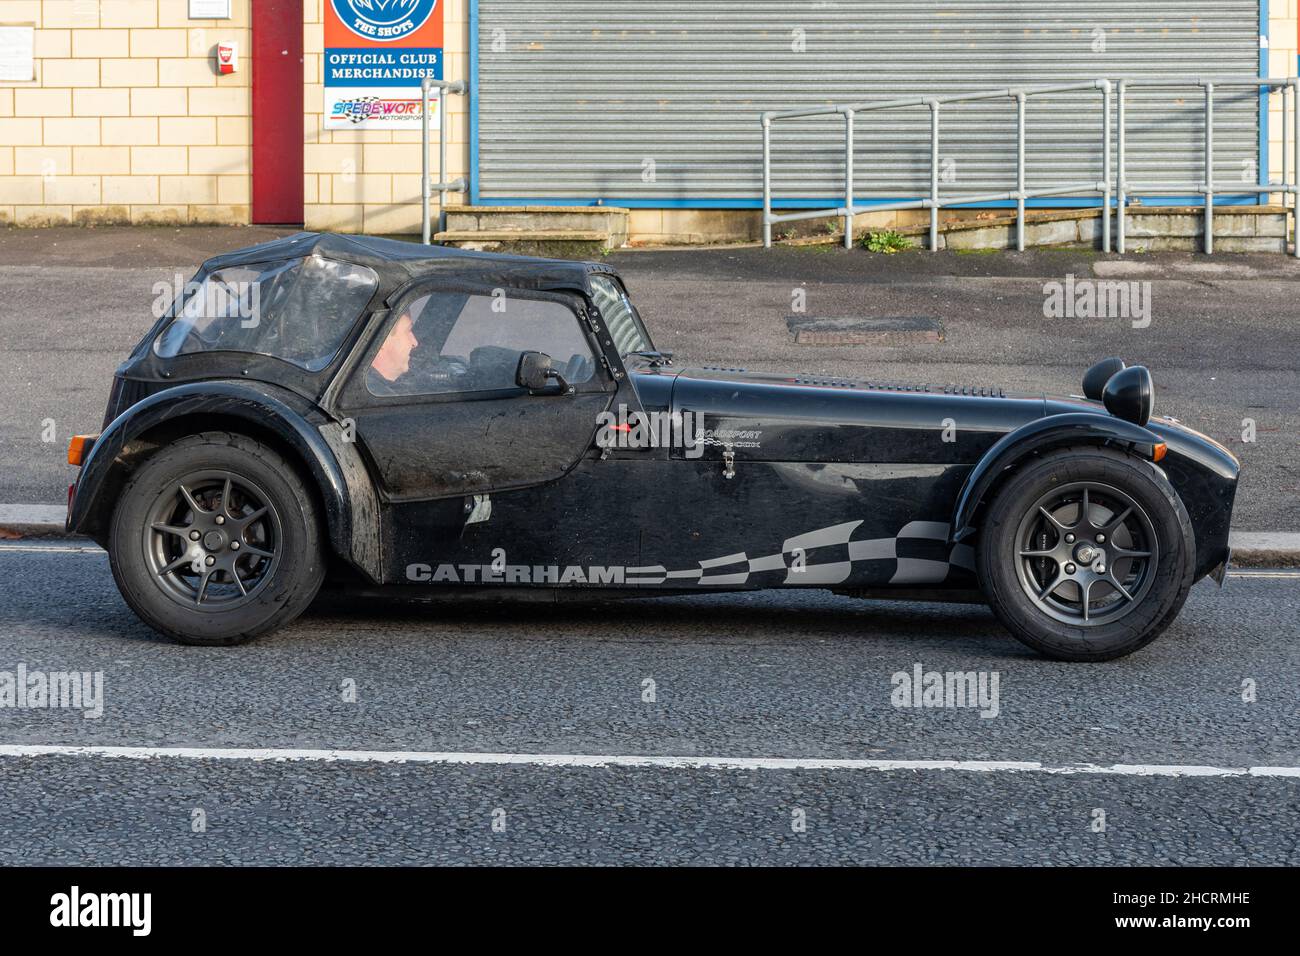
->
109 431 325 645
976 445 1195 662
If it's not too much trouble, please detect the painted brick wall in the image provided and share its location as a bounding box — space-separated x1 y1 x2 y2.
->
1266 0 1299 203
0 0 251 226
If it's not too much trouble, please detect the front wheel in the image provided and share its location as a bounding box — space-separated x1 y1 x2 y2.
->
109 431 325 645
976 445 1195 661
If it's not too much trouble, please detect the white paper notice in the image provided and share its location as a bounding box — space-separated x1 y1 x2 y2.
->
188 0 231 18
0 26 34 82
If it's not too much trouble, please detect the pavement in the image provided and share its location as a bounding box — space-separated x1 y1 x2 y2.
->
1 226 1297 865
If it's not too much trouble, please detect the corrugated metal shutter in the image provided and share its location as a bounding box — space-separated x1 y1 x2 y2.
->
475 1 1262 204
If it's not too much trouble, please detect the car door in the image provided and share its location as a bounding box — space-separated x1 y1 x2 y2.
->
334 279 622 580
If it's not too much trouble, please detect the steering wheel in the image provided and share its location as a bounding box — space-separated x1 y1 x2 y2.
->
401 353 469 393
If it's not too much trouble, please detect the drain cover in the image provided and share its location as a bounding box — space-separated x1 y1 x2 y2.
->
786 315 944 345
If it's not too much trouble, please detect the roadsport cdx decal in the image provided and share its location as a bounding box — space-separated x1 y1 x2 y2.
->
700 426 762 450
407 519 976 587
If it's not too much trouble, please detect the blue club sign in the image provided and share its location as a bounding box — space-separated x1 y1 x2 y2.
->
323 0 443 129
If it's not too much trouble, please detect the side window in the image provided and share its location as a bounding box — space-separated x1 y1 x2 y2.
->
152 255 377 372
367 290 598 397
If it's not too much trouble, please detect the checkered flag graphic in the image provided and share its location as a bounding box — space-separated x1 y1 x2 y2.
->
625 520 976 587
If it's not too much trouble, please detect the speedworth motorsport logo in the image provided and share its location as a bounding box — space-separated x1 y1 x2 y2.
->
330 95 422 124
331 0 438 42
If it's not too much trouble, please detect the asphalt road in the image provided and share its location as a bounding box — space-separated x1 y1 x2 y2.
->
1 227 1295 529
0 543 1296 865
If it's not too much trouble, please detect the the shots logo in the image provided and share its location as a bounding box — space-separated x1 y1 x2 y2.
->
1043 273 1151 328
50 887 150 937
152 273 261 329
891 663 1000 719
595 405 704 459
0 664 103 719
331 0 438 42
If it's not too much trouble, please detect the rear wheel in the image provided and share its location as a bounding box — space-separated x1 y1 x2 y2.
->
109 432 325 645
976 445 1195 661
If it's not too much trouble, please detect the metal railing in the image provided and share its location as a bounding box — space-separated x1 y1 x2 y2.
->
762 81 1113 252
420 75 468 245
1116 76 1298 257
762 77 1299 257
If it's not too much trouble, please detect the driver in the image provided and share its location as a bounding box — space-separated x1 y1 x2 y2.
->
367 312 419 395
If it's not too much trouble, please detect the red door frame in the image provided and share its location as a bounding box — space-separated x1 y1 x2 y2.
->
252 0 304 224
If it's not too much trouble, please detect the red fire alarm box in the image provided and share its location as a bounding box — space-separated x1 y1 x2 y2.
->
216 42 237 74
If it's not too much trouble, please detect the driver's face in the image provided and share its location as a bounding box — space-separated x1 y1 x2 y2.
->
372 313 419 382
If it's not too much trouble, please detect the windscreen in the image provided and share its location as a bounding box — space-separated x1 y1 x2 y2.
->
588 275 651 357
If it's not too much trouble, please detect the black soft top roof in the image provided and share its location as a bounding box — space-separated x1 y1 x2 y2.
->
198 231 620 296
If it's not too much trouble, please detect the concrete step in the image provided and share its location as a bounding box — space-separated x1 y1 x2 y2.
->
443 205 629 248
433 229 610 259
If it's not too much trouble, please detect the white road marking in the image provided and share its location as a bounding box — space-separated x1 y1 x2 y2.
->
0 543 105 555
0 744 1296 778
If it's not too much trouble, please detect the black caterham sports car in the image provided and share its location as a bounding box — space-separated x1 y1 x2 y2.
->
66 233 1237 660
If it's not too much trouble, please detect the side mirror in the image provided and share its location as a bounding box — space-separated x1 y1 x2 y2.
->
516 351 571 394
